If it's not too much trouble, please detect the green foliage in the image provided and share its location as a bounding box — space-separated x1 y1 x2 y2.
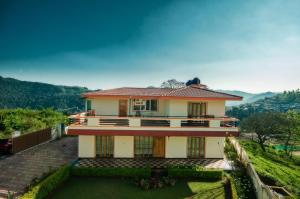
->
0 76 89 112
135 177 177 190
21 165 71 199
241 112 284 151
0 108 66 138
224 174 238 199
224 138 238 161
224 139 257 199
240 140 300 197
167 166 223 180
227 89 300 120
71 167 151 178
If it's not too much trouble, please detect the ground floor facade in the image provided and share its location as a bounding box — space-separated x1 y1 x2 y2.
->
78 135 225 159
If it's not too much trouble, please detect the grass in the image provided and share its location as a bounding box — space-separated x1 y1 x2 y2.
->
239 140 300 197
51 176 225 199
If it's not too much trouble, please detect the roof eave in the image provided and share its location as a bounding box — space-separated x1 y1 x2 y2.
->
83 94 243 101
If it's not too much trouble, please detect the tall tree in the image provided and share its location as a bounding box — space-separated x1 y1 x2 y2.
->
160 79 185 89
241 112 283 151
278 110 300 156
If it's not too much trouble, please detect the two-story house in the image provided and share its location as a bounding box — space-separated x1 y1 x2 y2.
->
67 83 242 159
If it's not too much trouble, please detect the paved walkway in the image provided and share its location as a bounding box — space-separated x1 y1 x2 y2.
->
76 158 231 170
0 137 77 198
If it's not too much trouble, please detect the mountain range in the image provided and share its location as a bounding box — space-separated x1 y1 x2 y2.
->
0 76 89 113
0 76 282 113
216 90 278 106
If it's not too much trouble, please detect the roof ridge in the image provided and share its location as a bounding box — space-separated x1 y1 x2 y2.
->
201 88 244 98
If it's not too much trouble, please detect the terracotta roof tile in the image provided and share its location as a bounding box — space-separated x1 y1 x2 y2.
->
84 86 242 101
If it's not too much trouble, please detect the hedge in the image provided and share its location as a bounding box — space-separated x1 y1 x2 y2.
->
226 175 238 199
167 167 223 180
71 167 151 178
21 165 71 199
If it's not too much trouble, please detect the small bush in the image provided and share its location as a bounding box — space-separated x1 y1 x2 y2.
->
21 165 71 199
71 167 151 178
167 167 223 180
135 176 176 190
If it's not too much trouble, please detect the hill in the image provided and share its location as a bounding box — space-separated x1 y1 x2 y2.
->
217 90 277 106
0 76 89 113
227 90 300 119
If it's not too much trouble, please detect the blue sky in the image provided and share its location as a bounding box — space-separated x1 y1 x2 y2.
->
1 0 300 92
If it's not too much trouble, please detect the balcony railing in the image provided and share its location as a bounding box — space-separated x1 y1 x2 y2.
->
68 114 239 129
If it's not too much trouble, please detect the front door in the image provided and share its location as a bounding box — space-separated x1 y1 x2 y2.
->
119 100 128 117
153 137 165 158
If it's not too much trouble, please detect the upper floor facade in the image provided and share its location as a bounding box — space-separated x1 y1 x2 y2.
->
68 84 242 137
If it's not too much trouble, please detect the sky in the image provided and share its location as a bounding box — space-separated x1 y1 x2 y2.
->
0 0 300 93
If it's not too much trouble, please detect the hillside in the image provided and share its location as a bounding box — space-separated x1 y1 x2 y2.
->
0 76 89 113
217 90 277 106
227 90 300 119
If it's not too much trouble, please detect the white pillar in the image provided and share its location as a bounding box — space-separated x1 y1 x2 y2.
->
87 117 99 126
170 119 181 127
129 118 141 127
209 120 221 127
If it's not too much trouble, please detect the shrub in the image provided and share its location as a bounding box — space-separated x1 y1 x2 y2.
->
21 165 71 199
225 174 238 199
71 167 151 178
135 176 176 190
167 167 223 180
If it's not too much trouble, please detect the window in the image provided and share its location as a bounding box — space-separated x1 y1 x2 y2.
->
187 137 205 158
86 100 92 111
132 99 158 111
96 136 114 157
134 136 153 157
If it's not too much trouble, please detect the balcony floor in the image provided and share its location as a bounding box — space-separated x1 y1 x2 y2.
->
75 158 232 170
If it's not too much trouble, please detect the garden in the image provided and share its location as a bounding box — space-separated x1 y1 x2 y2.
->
20 165 237 199
239 139 300 197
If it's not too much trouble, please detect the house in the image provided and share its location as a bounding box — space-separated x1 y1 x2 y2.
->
67 83 242 159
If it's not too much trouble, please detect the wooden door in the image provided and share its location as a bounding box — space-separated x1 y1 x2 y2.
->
119 100 128 117
153 137 165 158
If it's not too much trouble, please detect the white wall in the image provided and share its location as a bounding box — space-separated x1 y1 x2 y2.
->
78 135 95 158
205 137 224 158
207 101 225 117
91 98 119 116
168 100 188 117
114 136 134 158
165 136 187 158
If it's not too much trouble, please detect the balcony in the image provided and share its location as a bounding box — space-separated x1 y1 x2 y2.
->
68 113 239 131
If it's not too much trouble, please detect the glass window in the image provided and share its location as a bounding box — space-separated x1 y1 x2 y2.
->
187 137 205 158
132 99 158 111
96 136 114 157
134 136 153 157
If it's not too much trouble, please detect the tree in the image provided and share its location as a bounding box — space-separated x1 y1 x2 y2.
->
241 112 283 151
160 79 185 89
278 110 300 156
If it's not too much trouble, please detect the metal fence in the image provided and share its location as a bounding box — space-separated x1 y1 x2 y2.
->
11 128 52 154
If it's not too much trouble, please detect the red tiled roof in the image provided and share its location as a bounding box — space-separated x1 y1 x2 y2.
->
83 86 243 101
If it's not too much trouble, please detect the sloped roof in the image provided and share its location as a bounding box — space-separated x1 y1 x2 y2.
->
83 86 243 101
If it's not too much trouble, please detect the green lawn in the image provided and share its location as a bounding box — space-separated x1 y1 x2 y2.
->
239 140 300 197
51 177 225 199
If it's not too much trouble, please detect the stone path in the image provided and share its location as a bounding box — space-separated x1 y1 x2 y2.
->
0 137 77 198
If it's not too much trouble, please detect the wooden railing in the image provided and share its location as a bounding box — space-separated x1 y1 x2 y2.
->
69 115 239 129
